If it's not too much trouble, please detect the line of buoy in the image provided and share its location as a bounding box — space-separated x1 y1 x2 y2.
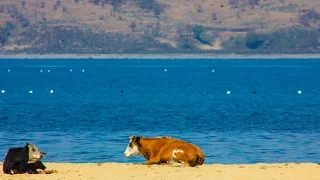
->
0 90 305 94
1 90 56 94
3 69 225 73
5 69 85 72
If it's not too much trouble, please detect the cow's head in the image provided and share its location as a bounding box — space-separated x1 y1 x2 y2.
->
26 142 45 163
124 136 141 157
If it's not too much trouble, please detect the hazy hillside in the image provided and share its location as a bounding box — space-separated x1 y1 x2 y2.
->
0 0 319 54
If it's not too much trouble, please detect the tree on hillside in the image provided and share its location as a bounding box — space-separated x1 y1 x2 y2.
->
22 0 26 8
211 13 217 21
192 25 213 45
19 15 29 27
138 0 154 10
40 1 46 8
62 6 68 13
192 25 205 38
0 21 15 45
107 0 127 7
299 9 320 27
197 5 203 13
198 32 213 45
229 0 240 8
88 0 128 8
0 6 4 13
137 0 166 15
245 32 265 49
130 21 136 32
53 0 61 10
153 3 164 16
248 0 259 8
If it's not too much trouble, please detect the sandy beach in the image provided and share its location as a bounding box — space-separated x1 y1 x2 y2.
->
0 163 319 180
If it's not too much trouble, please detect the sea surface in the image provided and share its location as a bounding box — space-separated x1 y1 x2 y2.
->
0 59 319 164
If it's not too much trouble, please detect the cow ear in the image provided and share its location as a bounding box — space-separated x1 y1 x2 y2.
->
136 136 141 142
25 143 29 151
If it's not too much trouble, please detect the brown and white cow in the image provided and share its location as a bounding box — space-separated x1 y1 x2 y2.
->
123 136 204 167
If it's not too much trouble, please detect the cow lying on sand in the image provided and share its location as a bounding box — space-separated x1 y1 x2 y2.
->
3 142 54 175
124 136 204 167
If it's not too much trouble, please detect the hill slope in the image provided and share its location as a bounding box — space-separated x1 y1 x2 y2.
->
0 0 319 54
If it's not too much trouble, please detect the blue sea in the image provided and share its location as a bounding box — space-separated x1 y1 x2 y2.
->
0 59 319 164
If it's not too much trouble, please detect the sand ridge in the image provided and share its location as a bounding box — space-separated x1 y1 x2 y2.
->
0 162 319 180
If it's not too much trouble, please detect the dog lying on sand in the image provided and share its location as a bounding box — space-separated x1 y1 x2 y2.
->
3 142 56 175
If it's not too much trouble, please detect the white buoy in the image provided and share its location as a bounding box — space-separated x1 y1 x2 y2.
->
227 91 231 94
8 69 10 72
212 70 215 72
40 70 43 72
70 69 73 72
50 90 54 94
298 90 302 94
164 69 167 72
48 70 51 72
82 69 85 72
29 90 33 94
1 90 5 94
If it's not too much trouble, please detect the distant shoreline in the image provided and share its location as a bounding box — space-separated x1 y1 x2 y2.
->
0 54 320 60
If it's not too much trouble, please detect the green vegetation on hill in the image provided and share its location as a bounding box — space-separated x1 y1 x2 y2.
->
0 0 319 54
243 27 319 53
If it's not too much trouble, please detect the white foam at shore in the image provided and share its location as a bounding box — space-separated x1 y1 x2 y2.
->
0 54 319 60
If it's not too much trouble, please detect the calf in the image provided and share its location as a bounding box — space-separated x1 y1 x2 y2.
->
124 136 204 167
3 142 48 174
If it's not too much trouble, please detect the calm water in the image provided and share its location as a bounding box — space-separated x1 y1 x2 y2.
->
0 59 320 164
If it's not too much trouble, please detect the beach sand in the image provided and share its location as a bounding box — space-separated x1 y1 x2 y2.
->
0 163 319 180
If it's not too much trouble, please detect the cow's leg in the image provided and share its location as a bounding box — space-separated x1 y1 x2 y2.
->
146 157 161 165
26 163 38 174
3 161 14 174
169 148 187 167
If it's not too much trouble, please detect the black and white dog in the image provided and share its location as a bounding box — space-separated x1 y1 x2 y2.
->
3 142 49 174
